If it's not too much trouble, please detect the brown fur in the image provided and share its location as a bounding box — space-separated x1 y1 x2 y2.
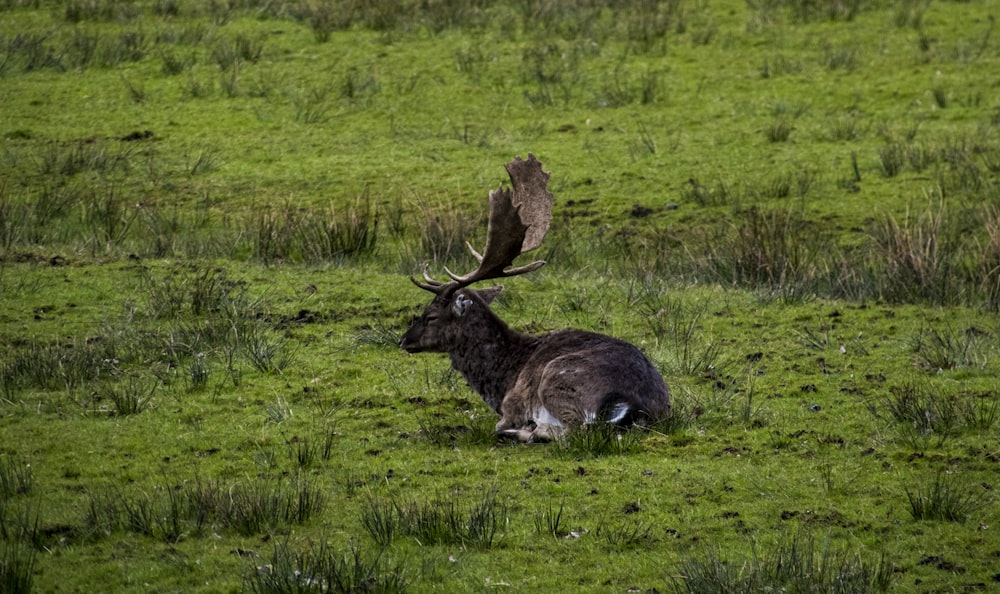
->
400 287 671 442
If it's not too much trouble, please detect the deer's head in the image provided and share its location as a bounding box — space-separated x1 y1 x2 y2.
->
399 286 504 353
399 154 553 354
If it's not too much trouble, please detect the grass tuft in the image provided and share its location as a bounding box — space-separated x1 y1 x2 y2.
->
681 177 740 208
409 202 480 271
286 431 336 469
532 497 568 539
0 535 36 594
905 473 987 523
866 382 997 446
0 338 119 398
766 118 794 142
244 540 409 594
242 325 297 375
637 291 725 377
701 207 824 294
416 409 498 448
878 142 907 177
978 205 1000 311
211 34 263 70
597 517 656 549
0 456 32 499
252 199 379 264
869 205 958 304
84 475 325 540
103 375 159 416
361 487 506 549
556 422 643 458
910 324 990 371
298 198 380 262
668 532 892 593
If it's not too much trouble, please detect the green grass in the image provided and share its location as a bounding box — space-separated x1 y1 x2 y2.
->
244 539 410 594
669 531 894 593
361 487 506 549
1 0 999 591
905 473 988 524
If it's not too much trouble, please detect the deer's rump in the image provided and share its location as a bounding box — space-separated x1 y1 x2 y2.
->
511 329 672 428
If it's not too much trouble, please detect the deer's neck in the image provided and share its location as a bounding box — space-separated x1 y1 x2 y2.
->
447 322 539 413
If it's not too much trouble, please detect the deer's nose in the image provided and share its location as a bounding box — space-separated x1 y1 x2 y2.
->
399 335 419 352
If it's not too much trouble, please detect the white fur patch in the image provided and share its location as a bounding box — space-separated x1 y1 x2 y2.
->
605 402 631 424
533 406 564 429
452 294 473 317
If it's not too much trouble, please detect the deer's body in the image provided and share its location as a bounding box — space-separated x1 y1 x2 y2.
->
400 155 671 442
401 286 671 443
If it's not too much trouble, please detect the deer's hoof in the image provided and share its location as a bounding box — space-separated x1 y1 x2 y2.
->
495 427 536 443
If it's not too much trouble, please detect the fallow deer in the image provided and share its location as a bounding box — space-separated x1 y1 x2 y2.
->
399 154 671 442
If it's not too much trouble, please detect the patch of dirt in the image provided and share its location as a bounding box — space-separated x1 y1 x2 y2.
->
120 130 154 141
917 555 966 574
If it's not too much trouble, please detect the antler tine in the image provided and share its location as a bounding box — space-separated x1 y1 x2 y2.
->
422 269 443 285
465 241 485 264
412 153 553 295
409 268 450 294
442 257 545 282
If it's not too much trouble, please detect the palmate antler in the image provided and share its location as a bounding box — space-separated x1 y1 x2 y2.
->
413 153 553 295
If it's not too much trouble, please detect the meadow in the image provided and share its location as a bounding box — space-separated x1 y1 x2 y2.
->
1 0 999 591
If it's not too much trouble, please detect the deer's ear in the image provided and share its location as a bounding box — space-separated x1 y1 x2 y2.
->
477 285 504 305
452 293 474 317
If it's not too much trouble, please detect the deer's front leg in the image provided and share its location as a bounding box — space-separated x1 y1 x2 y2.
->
495 399 567 443
493 380 529 431
495 423 536 442
494 407 534 437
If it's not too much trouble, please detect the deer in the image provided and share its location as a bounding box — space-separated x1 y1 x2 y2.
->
399 154 671 443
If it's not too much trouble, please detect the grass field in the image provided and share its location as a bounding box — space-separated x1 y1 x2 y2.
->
2 0 999 592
